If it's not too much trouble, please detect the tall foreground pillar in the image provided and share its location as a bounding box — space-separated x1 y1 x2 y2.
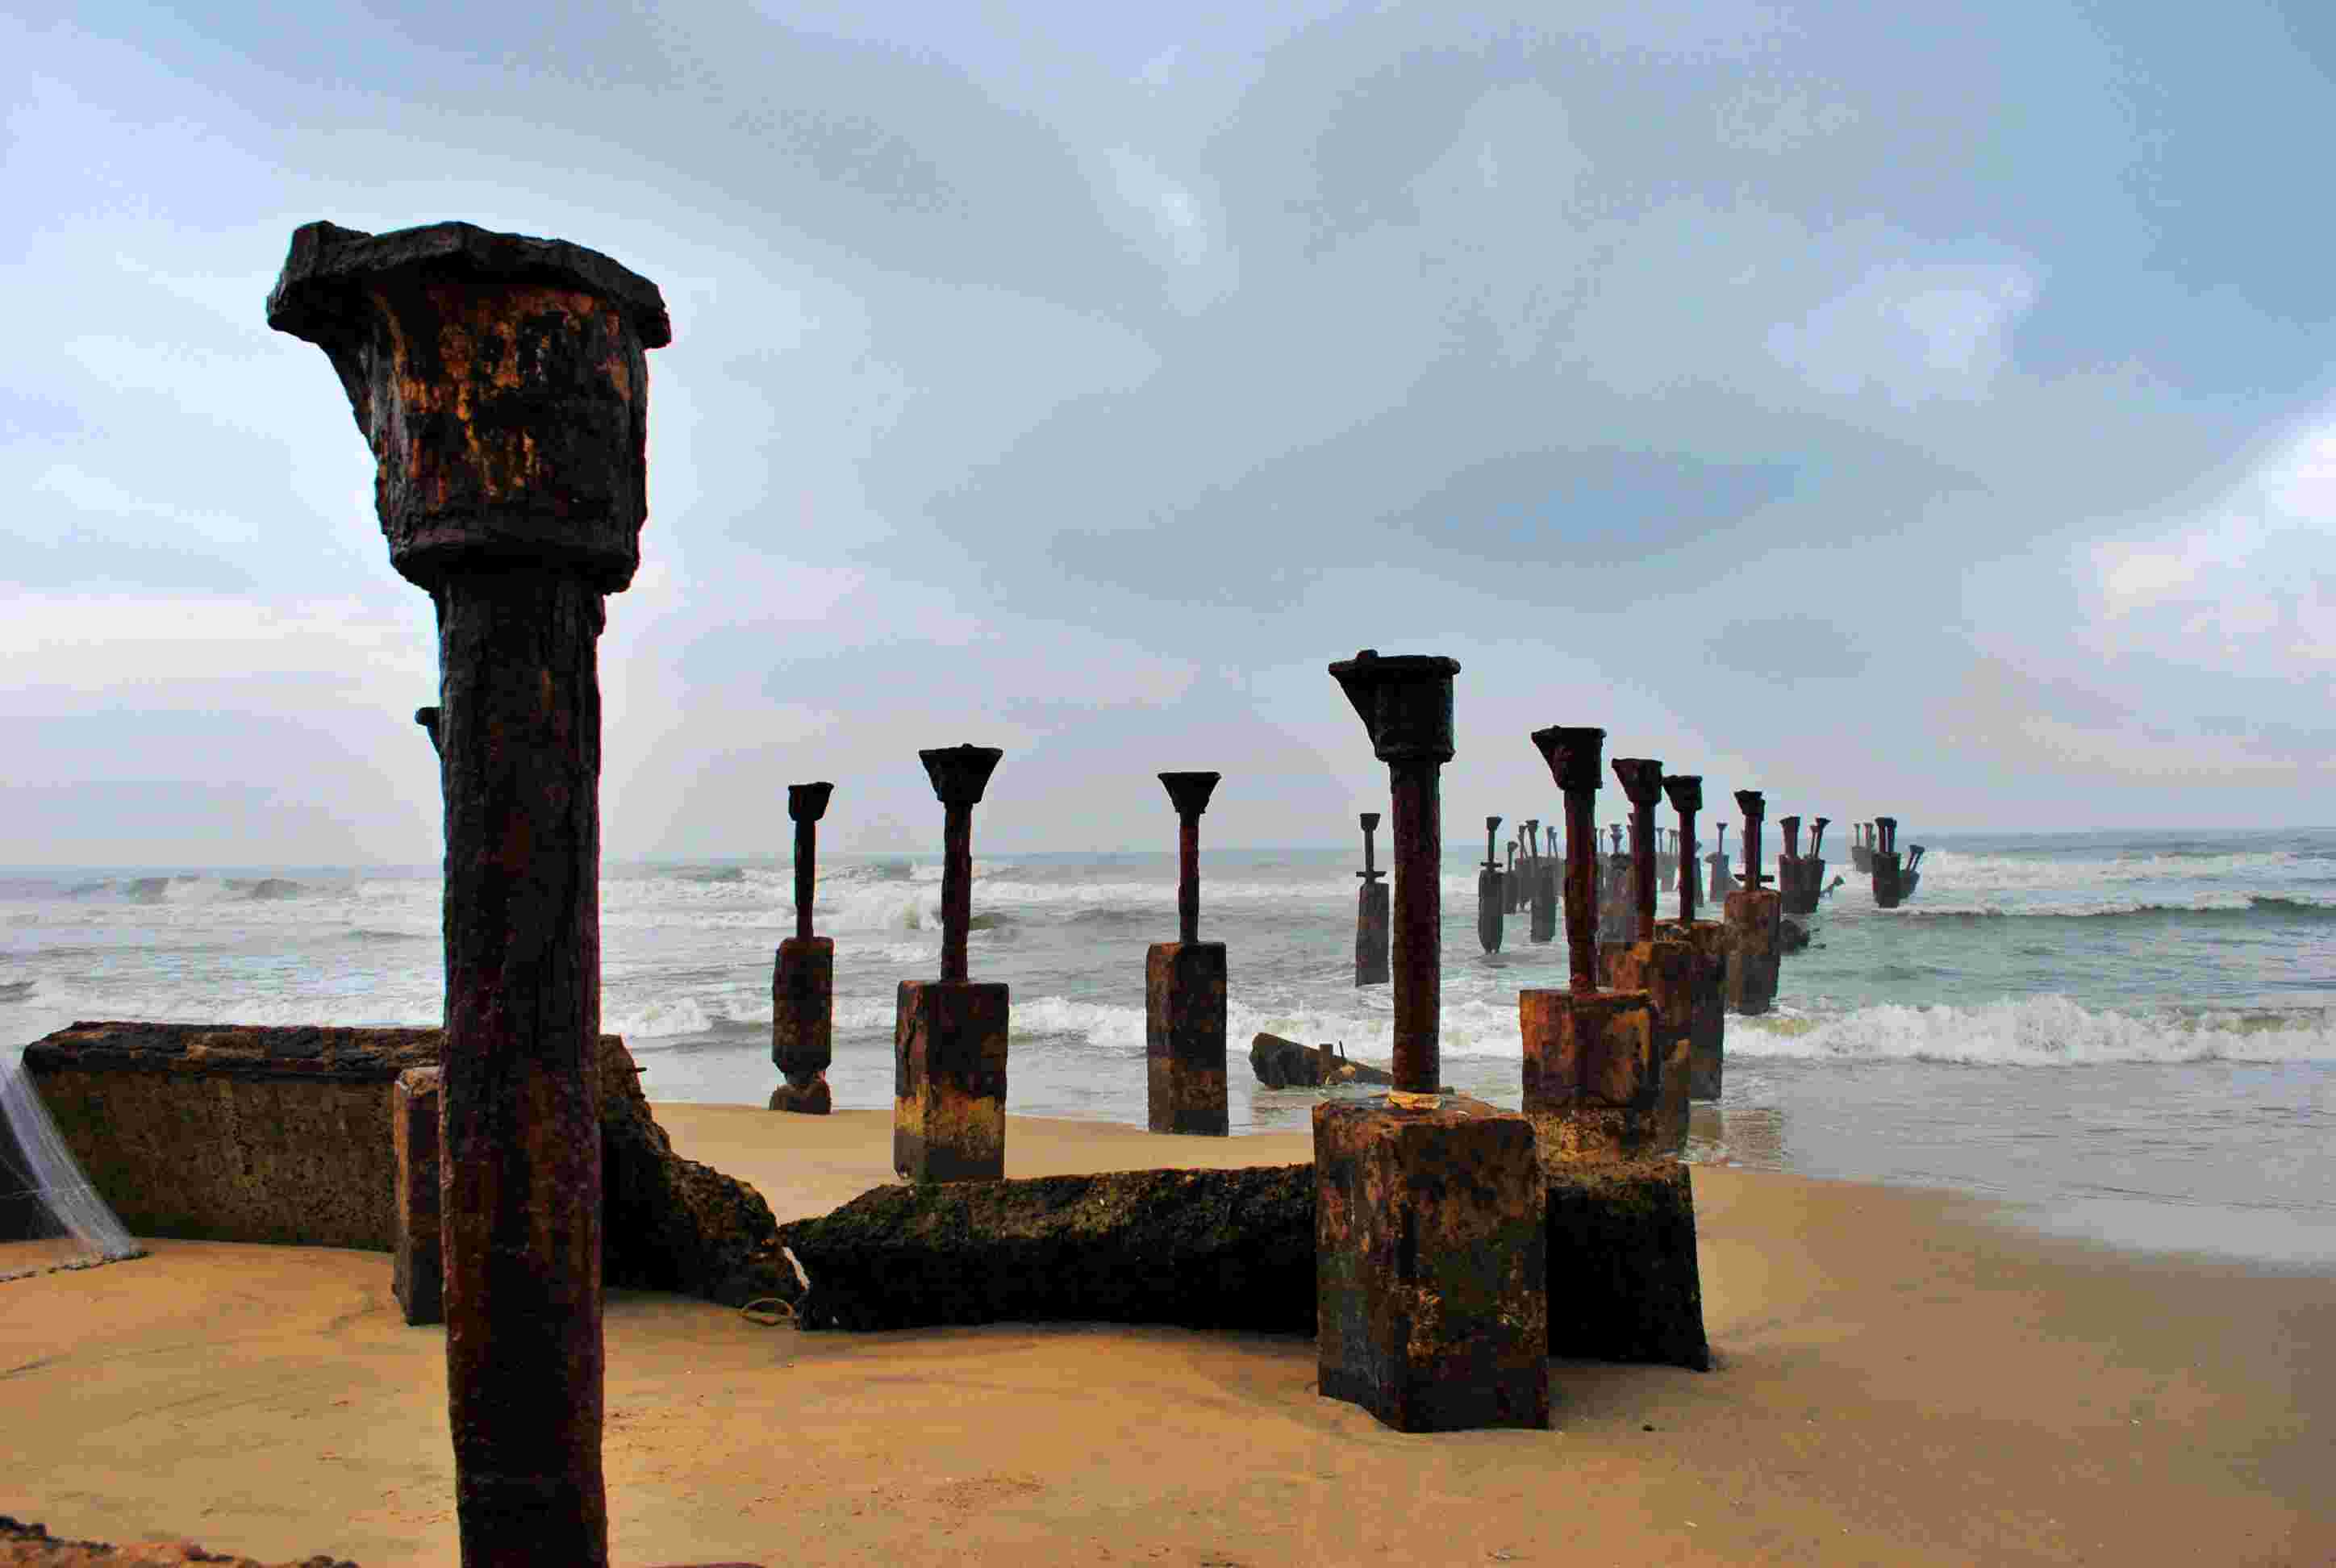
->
269 219 671 1567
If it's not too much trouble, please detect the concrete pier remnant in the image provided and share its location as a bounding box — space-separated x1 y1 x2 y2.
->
1478 815 1505 955
1148 772 1228 1136
770 782 836 1114
1657 774 1727 1102
896 745 1009 1182
1852 821 1875 874
1708 821 1733 898
1316 651 1546 1433
269 218 674 1567
1505 837 1523 913
1513 819 1545 943
1724 790 1784 1015
1518 727 1708 1369
1354 812 1390 986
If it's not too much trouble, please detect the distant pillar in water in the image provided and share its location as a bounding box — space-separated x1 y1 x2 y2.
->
1604 758 1690 1153
896 745 1009 1182
1778 813 1817 917
1478 815 1505 955
269 219 677 1567
1147 772 1228 1136
1505 838 1523 914
770 783 837 1114
1317 651 1546 1434
1354 812 1390 986
1724 791 1783 1015
1662 774 1725 1102
1525 818 1556 944
1871 815 1911 907
1708 821 1732 898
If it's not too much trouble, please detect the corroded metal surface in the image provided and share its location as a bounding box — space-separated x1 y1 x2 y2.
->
1158 771 1220 945
894 980 1009 1182
1604 940 1693 1154
1663 774 1704 924
1517 989 1667 1162
1529 726 1604 993
1313 1095 1546 1432
1734 790 1767 888
269 218 674 1568
1146 941 1228 1136
392 1066 442 1327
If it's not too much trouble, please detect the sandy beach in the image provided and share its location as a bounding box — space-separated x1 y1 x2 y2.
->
3 1105 2329 1566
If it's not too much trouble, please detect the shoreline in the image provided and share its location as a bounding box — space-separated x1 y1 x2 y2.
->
2 1107 2328 1566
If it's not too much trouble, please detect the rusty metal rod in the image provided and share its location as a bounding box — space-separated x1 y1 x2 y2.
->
1389 760 1441 1095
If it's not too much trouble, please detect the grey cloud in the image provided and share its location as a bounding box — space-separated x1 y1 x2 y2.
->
1704 615 1871 684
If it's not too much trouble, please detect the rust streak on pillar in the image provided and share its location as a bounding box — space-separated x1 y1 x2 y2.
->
269 218 672 1568
1612 759 1665 944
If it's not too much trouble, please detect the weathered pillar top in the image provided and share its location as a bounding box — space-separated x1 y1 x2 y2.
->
1662 774 1702 813
1329 650 1459 762
415 706 441 754
788 782 836 823
1529 726 1605 792
1158 772 1222 817
1611 757 1666 807
1359 811 1380 833
1485 814 1503 832
266 220 671 594
920 745 1003 807
1876 815 1897 832
1779 814 1801 838
1734 790 1766 821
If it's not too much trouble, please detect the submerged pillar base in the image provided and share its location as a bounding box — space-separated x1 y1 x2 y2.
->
770 936 835 1116
1518 988 1675 1162
1543 1155 1709 1370
1723 887 1783 1015
1146 940 1228 1136
1313 1095 1548 1433
1658 919 1729 1101
391 1066 442 1328
1603 939 1694 1154
894 980 1009 1182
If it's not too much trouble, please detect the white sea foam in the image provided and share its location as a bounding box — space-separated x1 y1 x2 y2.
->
1729 995 2336 1065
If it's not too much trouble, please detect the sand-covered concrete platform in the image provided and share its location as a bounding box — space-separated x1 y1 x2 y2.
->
2 1107 2329 1566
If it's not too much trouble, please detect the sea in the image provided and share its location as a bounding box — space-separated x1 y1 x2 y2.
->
4 827 2331 1270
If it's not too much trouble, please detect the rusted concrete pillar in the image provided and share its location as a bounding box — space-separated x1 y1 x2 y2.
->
896 745 1008 1182
1477 815 1504 955
1148 772 1227 1136
770 782 836 1115
392 1065 442 1327
1354 812 1390 986
1504 838 1522 913
1724 790 1783 1015
1776 811 1812 916
1601 759 1688 1153
1316 651 1545 1434
1659 775 1726 1103
270 219 672 1567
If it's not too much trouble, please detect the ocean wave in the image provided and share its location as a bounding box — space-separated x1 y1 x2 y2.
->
1883 893 2336 922
1729 995 2336 1065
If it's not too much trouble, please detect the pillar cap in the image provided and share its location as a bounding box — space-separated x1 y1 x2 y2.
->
267 220 670 349
1158 771 1221 817
1611 757 1666 806
919 745 1003 807
1359 811 1380 832
1734 789 1766 820
1661 774 1702 813
787 782 835 823
1328 650 1459 763
1529 727 1605 794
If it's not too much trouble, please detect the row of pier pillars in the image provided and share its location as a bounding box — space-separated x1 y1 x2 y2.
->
261 214 1792 1560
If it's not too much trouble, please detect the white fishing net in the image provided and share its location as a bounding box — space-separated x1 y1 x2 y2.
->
0 1057 144 1282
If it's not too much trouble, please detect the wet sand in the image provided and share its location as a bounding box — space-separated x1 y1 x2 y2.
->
2 1105 2330 1566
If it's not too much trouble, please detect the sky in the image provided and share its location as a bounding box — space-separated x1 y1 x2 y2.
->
6 0 2335 865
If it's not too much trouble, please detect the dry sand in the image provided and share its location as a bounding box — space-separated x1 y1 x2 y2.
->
2 1105 2330 1566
